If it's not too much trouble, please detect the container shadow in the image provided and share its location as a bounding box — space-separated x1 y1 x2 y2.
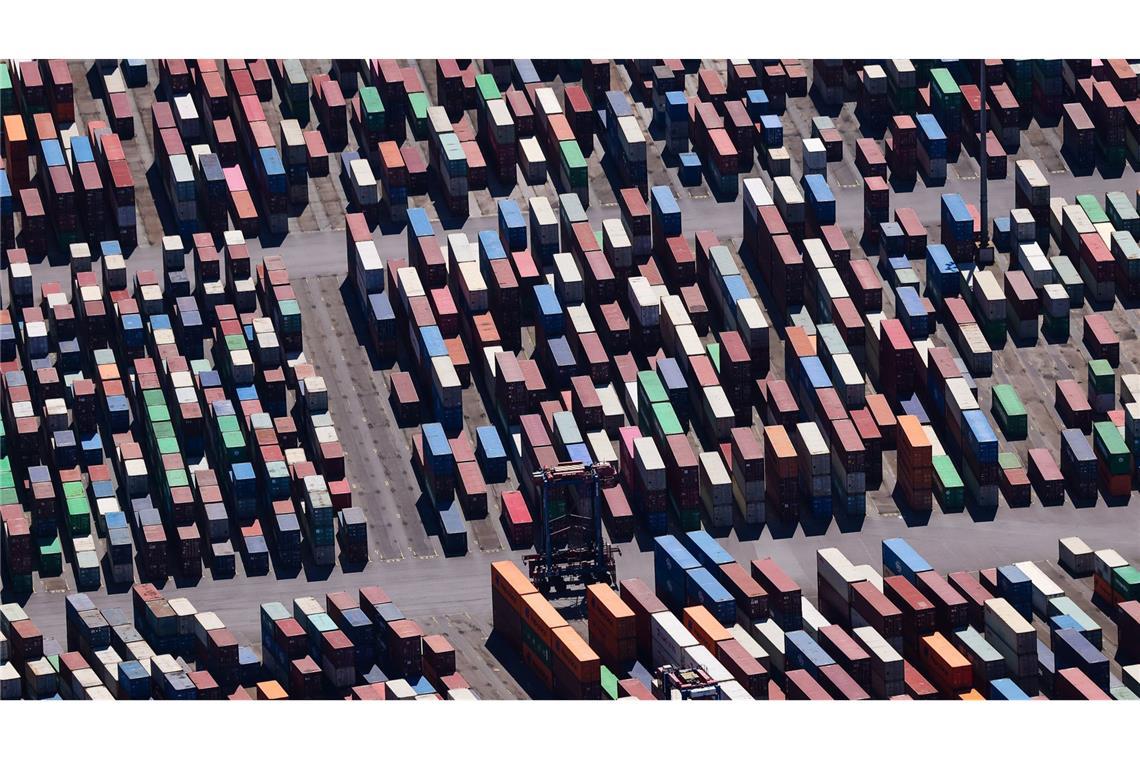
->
765 516 799 540
808 91 844 119
336 279 396 372
170 570 204 589
484 631 551 700
300 553 335 583
798 510 832 537
1008 334 1039 350
894 489 933 527
0 584 32 606
145 162 181 237
426 184 470 231
731 510 764 542
964 498 998 523
1098 488 1130 509
257 230 289 249
833 510 866 534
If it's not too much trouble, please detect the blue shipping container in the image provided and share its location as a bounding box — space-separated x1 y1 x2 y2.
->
685 567 736 625
882 538 933 583
681 530 733 571
654 535 700 610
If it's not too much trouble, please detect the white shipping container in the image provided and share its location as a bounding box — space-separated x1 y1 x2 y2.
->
350 159 379 206
730 624 771 669
682 643 733 683
457 261 489 313
650 610 698 668
627 276 660 326
553 252 584 305
586 430 617 467
801 598 831 639
853 564 885 592
602 218 632 270
817 547 861 602
519 138 547 184
743 176 774 215
634 437 666 491
852 626 904 682
702 385 734 441
718 679 754 700
354 241 384 295
597 384 624 433
774 176 805 223
428 106 453 137
983 598 1035 654
751 618 786 674
699 451 733 528
1093 549 1127 582
536 88 561 116
566 304 596 336
796 422 830 476
447 233 476 267
1013 560 1065 619
1010 208 1036 242
432 356 462 407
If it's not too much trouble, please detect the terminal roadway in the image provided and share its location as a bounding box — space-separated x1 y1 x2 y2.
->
21 493 1140 659
15 166 1140 289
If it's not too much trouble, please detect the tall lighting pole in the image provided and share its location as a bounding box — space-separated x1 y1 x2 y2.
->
979 62 989 255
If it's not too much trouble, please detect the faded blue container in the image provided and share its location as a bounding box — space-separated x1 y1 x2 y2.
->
407 207 433 238
421 423 454 475
650 185 681 236
1051 627 1108 691
996 564 1032 619
533 284 564 338
785 630 836 677
940 194 973 242
924 244 959 299
437 500 468 555
654 535 700 610
678 152 701 186
882 538 932 583
961 410 998 463
685 567 735 625
497 200 527 251
745 89 771 119
801 174 835 226
41 139 65 167
989 677 1029 700
70 136 95 164
896 286 928 338
564 442 593 467
475 425 507 483
916 114 947 159
758 114 782 147
681 530 733 572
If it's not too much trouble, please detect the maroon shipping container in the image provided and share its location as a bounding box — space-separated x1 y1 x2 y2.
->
718 562 768 622
913 570 969 633
1082 314 1120 366
1054 668 1111 700
817 624 872 690
601 483 634 543
785 669 832 700
818 663 870 700
619 578 667 665
751 558 801 616
904 660 938 700
716 638 769 698
946 571 994 630
851 580 903 641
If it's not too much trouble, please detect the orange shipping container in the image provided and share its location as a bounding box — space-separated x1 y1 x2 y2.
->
551 625 601 684
491 561 538 614
586 583 637 664
920 633 972 694
521 593 568 648
255 680 288 700
958 688 986 700
682 605 731 653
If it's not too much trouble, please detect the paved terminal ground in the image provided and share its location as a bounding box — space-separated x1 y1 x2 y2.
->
4 59 1140 697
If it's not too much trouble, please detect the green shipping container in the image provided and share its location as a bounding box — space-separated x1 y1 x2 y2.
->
225 334 246 352
1112 566 1140 601
637 371 668 405
706 342 721 372
63 480 85 499
559 140 587 187
1088 360 1114 395
157 437 180 456
998 451 1022 472
407 92 430 138
358 86 386 132
143 389 166 408
933 455 964 510
1093 421 1131 475
0 62 12 112
991 385 1027 440
148 404 172 424
67 496 91 536
652 402 683 438
600 665 619 700
1075 194 1109 225
166 468 190 489
475 73 501 103
1050 256 1083 306
36 535 63 576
